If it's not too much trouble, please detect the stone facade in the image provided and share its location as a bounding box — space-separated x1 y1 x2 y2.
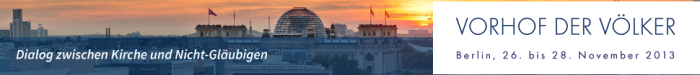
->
358 24 398 37
195 24 247 37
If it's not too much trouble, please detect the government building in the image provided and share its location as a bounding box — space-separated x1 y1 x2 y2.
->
184 7 403 75
195 24 248 37
358 24 398 37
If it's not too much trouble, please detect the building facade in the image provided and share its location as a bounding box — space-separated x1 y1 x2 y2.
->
86 37 404 75
357 24 398 37
10 9 31 37
225 38 404 75
0 30 10 37
346 29 355 37
31 23 48 37
333 23 348 37
404 29 431 37
195 24 248 37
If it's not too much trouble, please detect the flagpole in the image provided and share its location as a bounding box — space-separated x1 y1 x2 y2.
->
249 21 252 38
208 7 210 25
233 9 236 25
370 6 372 24
384 9 386 25
268 16 270 30
234 9 236 25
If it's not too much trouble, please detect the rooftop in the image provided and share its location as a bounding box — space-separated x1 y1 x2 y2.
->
358 24 397 27
196 24 247 28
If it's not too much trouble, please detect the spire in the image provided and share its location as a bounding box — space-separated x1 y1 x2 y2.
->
249 21 252 38
233 9 236 26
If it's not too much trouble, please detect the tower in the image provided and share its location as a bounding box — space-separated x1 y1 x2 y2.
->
249 21 252 37
106 27 111 38
35 23 48 37
268 16 270 30
10 9 30 37
13 9 21 21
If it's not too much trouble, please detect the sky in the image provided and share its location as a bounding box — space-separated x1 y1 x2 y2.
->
0 0 434 35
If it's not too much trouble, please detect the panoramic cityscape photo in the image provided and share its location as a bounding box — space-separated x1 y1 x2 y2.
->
0 0 433 75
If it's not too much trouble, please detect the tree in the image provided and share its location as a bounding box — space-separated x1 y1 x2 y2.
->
402 46 433 70
64 36 71 42
311 54 371 75
401 70 412 75
76 36 81 41
311 54 330 68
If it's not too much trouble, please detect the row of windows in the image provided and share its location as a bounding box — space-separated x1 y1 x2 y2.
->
324 54 373 61
363 31 392 36
199 32 244 37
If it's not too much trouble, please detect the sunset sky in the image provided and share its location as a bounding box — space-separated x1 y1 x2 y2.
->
0 0 434 35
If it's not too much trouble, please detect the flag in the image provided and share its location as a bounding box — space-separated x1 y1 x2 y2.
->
233 9 236 17
370 6 375 18
385 9 389 18
209 8 217 17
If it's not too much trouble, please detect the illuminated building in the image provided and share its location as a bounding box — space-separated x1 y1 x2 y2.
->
357 24 397 37
195 24 248 37
274 7 326 37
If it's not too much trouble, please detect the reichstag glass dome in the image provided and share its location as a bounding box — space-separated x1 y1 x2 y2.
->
274 7 326 37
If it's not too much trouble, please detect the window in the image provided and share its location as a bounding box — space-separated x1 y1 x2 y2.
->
365 54 373 61
382 31 385 36
372 32 376 36
200 32 204 36
351 55 355 60
366 66 373 73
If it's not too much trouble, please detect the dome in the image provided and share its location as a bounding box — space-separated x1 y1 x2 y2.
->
274 7 326 37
